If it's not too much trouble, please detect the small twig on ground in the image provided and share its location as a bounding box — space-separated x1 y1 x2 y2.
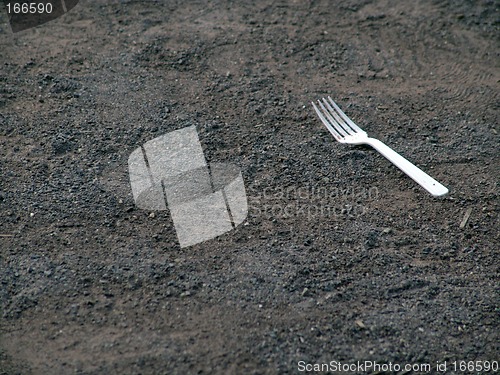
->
0 234 14 237
460 208 472 229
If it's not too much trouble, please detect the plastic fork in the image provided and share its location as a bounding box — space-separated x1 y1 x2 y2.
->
312 96 449 197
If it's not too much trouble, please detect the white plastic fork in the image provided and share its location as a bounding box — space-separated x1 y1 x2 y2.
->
312 96 449 197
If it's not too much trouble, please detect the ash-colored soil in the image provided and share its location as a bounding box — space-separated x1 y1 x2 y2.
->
0 1 498 374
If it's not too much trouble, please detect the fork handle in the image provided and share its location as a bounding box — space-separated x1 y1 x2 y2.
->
368 138 449 197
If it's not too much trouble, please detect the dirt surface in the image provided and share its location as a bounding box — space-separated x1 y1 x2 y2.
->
0 1 498 374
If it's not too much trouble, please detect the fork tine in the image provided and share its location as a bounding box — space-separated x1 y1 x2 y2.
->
311 102 343 141
321 98 353 135
327 96 364 133
318 100 349 137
